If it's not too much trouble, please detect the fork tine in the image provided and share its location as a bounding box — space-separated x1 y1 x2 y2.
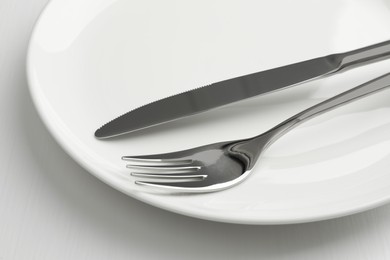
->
131 172 207 180
122 157 193 166
127 165 201 174
135 180 203 189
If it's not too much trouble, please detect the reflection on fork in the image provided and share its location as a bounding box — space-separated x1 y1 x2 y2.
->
124 73 390 193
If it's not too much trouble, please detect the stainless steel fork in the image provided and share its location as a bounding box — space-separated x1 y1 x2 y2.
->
123 73 390 193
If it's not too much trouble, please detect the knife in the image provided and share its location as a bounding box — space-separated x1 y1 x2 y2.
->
95 40 390 139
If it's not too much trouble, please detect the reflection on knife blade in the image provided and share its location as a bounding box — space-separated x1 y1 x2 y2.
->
95 40 390 139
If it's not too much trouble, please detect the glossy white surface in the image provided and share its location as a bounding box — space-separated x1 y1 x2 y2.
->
7 1 390 259
27 0 390 224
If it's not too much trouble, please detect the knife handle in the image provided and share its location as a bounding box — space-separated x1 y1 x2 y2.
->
340 40 390 69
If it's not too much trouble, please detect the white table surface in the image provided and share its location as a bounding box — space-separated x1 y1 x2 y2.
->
2 1 390 259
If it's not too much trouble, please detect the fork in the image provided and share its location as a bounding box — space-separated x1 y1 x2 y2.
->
123 73 390 193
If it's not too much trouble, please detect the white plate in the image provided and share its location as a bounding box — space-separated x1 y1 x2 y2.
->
27 0 390 224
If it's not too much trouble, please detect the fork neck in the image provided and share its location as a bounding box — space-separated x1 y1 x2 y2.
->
237 72 390 170
228 130 282 170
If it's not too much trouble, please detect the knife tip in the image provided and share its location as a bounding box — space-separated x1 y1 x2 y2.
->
94 127 109 139
94 125 134 140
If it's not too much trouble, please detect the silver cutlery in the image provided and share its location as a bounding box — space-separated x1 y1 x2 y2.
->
123 73 390 193
96 40 390 139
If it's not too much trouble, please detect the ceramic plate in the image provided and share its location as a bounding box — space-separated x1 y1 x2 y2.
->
27 0 390 224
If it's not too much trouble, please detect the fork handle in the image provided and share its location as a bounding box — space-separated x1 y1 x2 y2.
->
265 72 390 142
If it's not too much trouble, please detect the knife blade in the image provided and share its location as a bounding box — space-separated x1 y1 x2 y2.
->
95 40 390 139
